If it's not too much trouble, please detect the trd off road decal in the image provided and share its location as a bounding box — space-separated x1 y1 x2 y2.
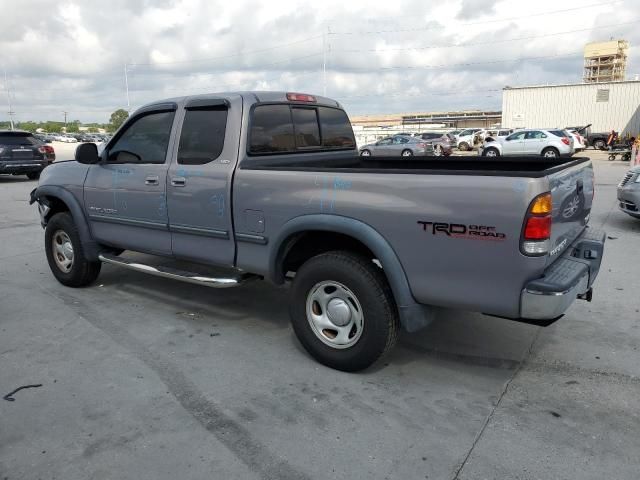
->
417 221 506 241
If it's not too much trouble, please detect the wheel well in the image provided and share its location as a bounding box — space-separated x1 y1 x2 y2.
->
542 146 559 153
280 231 376 276
43 196 70 222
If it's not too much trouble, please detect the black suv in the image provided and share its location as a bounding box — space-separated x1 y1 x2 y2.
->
0 130 55 180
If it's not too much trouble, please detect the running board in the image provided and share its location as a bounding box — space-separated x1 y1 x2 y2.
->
98 253 258 288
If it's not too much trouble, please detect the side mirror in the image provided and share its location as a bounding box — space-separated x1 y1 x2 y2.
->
75 143 100 164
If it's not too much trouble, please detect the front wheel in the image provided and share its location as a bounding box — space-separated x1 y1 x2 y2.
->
401 149 413 157
26 171 41 180
289 251 399 372
483 147 500 157
45 212 101 287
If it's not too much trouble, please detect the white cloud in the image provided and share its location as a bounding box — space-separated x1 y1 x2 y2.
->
0 0 636 122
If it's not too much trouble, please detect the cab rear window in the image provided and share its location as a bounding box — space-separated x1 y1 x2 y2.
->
249 104 355 154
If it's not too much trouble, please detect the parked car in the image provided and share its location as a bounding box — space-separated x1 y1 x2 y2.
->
0 130 55 179
617 166 640 219
567 124 612 150
456 128 484 151
359 135 435 156
482 129 513 142
568 129 587 152
447 129 462 137
414 132 454 156
30 91 604 372
480 129 574 158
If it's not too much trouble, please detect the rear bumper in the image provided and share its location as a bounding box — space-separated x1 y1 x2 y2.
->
519 227 605 324
0 160 48 173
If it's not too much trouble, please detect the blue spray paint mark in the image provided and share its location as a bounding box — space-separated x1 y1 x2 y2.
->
310 175 353 212
209 194 225 217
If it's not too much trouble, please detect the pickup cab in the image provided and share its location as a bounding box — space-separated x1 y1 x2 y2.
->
30 91 606 371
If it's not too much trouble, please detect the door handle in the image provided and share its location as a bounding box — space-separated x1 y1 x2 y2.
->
145 175 159 185
171 176 186 187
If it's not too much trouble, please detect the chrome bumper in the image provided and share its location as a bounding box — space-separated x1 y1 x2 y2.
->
520 227 605 323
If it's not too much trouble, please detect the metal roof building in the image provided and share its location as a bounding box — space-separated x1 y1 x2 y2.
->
501 80 640 135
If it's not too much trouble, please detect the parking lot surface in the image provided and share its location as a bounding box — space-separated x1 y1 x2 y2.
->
1 151 639 480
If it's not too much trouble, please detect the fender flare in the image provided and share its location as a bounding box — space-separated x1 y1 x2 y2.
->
31 185 101 261
269 214 433 332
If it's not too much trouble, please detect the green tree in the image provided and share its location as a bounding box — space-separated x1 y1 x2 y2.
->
109 109 129 131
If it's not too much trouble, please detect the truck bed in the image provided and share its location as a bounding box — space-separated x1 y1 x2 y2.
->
242 155 590 178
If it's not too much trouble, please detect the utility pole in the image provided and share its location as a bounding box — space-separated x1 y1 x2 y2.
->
322 27 330 97
124 63 130 111
63 111 68 126
4 69 15 131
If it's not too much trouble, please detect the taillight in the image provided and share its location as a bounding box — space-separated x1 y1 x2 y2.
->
38 146 54 154
561 137 570 145
417 142 427 148
522 192 552 256
286 92 317 102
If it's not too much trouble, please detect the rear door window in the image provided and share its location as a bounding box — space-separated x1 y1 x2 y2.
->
178 108 228 165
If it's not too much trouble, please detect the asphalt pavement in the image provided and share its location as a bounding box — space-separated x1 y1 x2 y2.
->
1 150 638 480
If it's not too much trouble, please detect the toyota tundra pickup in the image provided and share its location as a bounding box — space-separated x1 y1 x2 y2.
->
30 91 605 371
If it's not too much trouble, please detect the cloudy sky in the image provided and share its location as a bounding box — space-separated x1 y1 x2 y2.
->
1 0 638 123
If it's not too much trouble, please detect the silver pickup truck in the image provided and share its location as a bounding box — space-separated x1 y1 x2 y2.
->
30 91 606 371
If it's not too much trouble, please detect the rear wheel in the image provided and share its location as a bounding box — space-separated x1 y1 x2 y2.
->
360 149 371 157
542 147 559 159
26 171 41 180
433 145 443 156
483 147 500 157
401 149 413 157
594 139 606 150
289 251 399 372
45 212 101 287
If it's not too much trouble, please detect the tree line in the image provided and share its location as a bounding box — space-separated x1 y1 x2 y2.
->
0 109 130 133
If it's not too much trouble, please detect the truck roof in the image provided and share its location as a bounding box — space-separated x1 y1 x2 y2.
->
138 91 342 112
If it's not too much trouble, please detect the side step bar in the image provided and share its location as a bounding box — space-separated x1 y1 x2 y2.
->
98 253 258 288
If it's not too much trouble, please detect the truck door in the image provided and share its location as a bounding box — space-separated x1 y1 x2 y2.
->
502 130 526 155
84 105 177 254
166 95 240 267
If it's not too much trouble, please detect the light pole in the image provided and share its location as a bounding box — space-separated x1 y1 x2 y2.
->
4 69 15 131
124 63 130 111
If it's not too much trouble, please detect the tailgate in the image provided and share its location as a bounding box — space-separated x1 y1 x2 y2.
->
546 159 594 264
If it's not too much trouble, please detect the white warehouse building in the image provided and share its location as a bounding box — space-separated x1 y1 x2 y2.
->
501 80 640 135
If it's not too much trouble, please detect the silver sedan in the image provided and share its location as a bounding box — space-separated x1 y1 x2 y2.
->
359 135 434 157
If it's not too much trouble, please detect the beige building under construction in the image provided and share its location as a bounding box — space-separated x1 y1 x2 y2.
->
583 40 629 83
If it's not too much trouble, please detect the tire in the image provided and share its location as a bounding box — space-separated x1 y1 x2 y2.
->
401 149 413 157
483 147 500 157
433 145 443 156
45 212 101 287
608 154 616 162
542 147 559 159
26 171 41 180
459 142 470 151
594 139 606 150
360 149 371 157
289 251 399 372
